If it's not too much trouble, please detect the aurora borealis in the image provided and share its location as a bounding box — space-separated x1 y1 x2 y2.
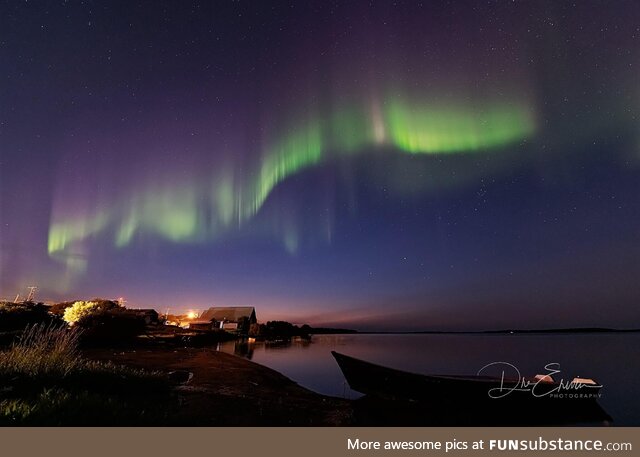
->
2 1 640 330
47 95 536 260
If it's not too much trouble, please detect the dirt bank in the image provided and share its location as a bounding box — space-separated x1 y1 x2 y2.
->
83 347 353 426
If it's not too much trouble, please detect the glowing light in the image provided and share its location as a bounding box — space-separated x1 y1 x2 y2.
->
48 210 110 255
370 97 387 144
249 120 323 217
213 174 236 227
283 228 299 254
326 106 374 153
113 186 203 247
47 90 537 272
384 98 536 153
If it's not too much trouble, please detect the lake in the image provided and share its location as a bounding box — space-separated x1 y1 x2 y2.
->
217 333 640 425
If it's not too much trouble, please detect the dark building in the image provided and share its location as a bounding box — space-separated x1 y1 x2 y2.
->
191 306 257 333
129 309 159 324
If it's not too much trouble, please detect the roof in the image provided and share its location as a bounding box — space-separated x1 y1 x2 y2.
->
199 306 255 322
130 308 158 314
188 320 214 325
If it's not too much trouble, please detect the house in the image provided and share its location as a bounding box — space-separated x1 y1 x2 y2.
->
191 306 257 333
186 319 216 331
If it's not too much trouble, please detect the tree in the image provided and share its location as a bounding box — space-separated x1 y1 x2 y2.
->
62 299 120 326
63 301 101 325
0 302 56 332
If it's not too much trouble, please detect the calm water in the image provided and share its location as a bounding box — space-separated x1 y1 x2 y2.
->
217 333 640 425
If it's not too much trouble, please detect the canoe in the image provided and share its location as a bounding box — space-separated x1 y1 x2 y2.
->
331 351 602 403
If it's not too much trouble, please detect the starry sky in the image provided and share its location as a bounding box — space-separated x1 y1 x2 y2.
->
1 1 639 330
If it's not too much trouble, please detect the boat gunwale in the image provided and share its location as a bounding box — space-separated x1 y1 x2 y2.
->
330 351 603 388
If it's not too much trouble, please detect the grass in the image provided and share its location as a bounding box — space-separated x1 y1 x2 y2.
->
0 322 81 377
0 323 178 425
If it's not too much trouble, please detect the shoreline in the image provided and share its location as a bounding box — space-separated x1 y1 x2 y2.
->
83 346 353 426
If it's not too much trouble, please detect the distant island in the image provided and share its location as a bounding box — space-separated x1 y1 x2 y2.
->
363 327 640 334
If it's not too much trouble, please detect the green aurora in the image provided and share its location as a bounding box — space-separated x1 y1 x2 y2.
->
47 95 536 266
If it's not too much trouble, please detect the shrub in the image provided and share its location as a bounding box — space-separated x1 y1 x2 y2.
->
63 301 101 325
0 302 57 332
48 301 76 316
63 299 121 325
77 310 146 341
61 299 147 342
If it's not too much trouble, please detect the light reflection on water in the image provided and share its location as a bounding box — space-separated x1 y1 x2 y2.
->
216 333 640 425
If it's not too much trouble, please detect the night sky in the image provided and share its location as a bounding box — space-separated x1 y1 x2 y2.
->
1 1 639 330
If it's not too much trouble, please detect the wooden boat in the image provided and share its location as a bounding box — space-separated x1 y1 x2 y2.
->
331 351 602 403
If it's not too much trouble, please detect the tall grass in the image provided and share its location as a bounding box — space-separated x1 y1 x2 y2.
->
0 323 82 377
0 324 177 425
0 323 168 391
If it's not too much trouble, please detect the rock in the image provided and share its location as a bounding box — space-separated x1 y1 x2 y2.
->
168 370 193 384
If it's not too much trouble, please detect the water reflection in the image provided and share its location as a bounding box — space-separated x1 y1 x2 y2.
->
218 336 312 360
230 338 255 359
215 333 640 425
